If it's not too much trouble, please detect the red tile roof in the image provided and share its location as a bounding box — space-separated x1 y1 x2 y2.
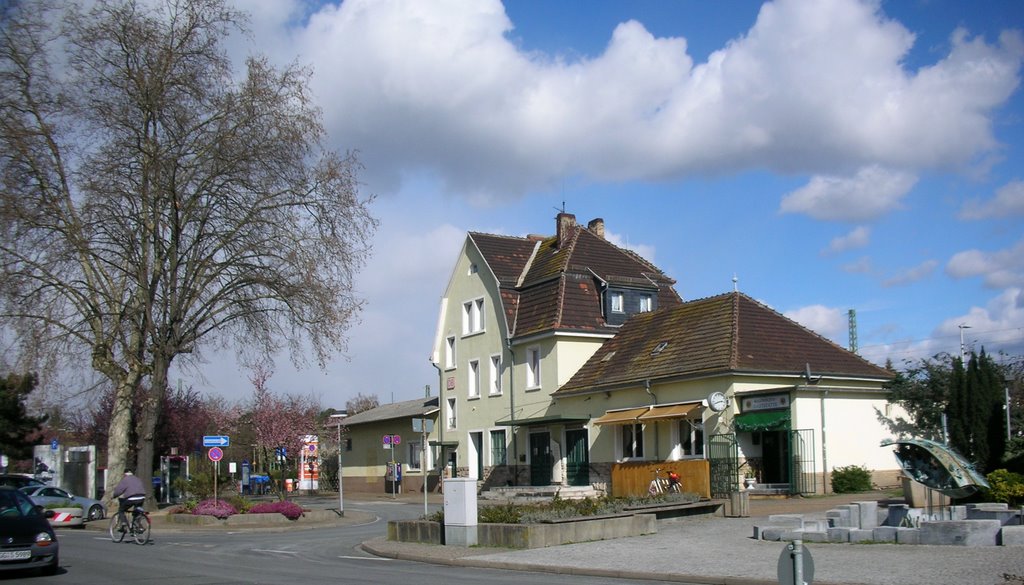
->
555 292 893 396
468 217 681 340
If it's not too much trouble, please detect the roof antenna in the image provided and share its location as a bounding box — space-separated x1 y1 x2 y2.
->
553 201 566 214
732 274 739 292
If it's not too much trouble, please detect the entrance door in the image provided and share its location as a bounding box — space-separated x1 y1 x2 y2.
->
529 432 552 486
761 431 790 484
564 429 589 486
468 432 483 480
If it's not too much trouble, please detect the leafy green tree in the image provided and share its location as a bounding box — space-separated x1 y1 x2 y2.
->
0 373 47 461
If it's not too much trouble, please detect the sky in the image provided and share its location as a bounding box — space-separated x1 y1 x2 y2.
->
176 0 1024 408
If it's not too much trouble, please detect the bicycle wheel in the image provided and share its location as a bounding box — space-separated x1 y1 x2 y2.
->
109 515 126 543
131 513 151 545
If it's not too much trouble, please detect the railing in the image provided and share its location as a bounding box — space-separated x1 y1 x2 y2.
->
610 460 711 498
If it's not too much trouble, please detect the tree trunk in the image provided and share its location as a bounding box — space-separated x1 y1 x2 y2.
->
136 353 170 508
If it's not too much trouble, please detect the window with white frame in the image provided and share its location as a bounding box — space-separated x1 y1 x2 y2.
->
639 294 653 313
462 298 484 335
526 346 541 388
408 440 422 470
489 355 502 395
490 429 507 465
619 423 644 459
610 291 624 313
445 335 456 369
468 359 480 398
446 397 457 429
679 419 704 457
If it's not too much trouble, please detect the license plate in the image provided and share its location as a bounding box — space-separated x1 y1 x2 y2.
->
0 550 31 561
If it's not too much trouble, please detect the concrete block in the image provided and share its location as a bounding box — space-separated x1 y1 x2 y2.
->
872 526 897 542
768 514 805 529
967 502 1007 510
827 527 851 543
967 508 1022 526
805 519 828 532
950 506 967 521
826 508 850 528
895 527 920 544
1001 525 1024 546
760 528 801 541
801 531 830 543
849 528 875 543
854 501 879 529
918 520 1001 546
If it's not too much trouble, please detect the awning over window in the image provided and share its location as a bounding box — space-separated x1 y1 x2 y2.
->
734 409 791 432
593 407 649 425
639 403 700 422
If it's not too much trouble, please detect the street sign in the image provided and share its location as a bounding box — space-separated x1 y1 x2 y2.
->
382 434 401 446
208 447 224 462
50 438 58 450
203 435 230 447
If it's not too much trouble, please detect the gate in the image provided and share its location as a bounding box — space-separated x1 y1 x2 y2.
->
789 429 816 495
708 433 738 496
564 429 590 486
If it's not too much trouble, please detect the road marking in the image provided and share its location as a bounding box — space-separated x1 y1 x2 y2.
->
252 549 299 555
338 555 392 561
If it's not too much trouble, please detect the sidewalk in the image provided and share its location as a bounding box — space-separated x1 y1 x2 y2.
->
361 491 1024 585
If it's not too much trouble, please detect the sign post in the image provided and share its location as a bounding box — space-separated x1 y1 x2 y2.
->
208 446 224 503
382 434 401 499
413 418 434 516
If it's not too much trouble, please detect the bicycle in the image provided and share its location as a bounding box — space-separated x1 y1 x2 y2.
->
648 468 682 495
109 501 151 545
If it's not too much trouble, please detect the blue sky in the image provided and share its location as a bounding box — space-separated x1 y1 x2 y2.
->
183 0 1024 406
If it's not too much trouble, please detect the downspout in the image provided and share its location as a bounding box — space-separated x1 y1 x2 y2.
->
820 386 829 494
506 335 519 485
431 361 444 481
645 379 659 460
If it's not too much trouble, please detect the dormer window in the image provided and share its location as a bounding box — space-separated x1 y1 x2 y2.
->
610 292 624 313
639 294 653 313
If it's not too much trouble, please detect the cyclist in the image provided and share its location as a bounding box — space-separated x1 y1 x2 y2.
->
112 469 146 523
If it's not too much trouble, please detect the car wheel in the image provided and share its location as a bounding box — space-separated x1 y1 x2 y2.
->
88 504 104 521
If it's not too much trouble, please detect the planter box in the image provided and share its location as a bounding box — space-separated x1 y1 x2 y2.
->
388 513 657 549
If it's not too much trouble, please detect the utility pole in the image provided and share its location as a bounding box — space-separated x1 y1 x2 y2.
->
958 323 971 362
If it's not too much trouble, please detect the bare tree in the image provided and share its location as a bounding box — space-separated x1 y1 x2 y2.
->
345 392 380 415
0 0 376 503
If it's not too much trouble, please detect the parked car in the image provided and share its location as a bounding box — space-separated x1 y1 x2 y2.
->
19 485 105 521
0 474 45 489
0 486 59 576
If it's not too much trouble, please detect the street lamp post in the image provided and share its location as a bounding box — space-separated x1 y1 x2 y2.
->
330 413 346 515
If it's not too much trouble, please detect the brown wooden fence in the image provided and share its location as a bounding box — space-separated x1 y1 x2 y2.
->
610 460 711 498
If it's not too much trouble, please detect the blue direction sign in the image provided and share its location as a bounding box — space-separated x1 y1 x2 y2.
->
203 435 230 447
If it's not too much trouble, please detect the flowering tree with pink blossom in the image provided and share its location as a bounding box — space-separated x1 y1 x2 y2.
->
247 366 321 498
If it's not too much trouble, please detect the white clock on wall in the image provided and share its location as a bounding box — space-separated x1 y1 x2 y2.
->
707 391 728 412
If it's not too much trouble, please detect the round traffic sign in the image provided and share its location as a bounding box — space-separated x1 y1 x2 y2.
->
208 447 224 462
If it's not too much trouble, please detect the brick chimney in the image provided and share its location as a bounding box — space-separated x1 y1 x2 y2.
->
587 218 605 239
556 213 576 249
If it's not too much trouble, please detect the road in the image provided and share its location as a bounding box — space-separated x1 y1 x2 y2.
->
0 500 666 585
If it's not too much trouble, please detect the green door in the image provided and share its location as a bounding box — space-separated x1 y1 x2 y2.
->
530 432 552 486
565 429 589 486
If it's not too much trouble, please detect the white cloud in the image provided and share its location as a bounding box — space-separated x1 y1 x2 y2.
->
784 304 846 340
946 239 1024 288
959 180 1024 219
823 225 871 255
605 230 656 265
779 166 917 221
238 0 1024 199
882 259 938 287
842 256 874 274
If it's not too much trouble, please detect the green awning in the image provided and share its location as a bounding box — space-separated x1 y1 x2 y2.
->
734 409 791 432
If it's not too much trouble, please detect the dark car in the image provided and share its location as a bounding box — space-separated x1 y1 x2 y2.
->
0 486 59 576
0 474 45 489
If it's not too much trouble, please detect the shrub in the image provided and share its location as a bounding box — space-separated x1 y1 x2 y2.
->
44 502 81 510
831 464 873 493
225 496 253 514
479 503 524 524
192 498 238 519
248 500 304 520
983 469 1024 506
